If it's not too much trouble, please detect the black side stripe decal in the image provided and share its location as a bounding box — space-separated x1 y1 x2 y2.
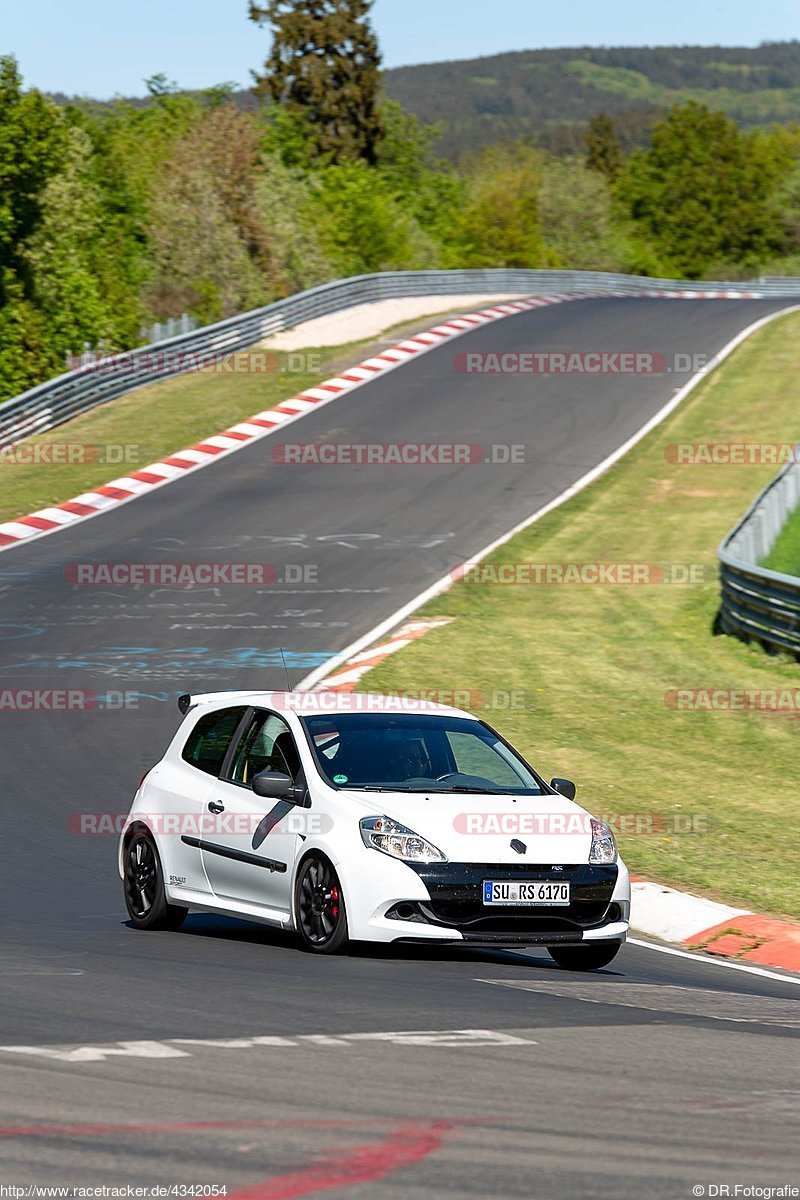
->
252 800 295 849
181 835 287 873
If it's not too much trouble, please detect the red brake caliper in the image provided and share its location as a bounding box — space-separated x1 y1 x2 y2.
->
330 885 339 919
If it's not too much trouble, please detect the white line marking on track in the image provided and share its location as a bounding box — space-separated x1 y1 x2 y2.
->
476 979 800 1027
0 1028 537 1064
626 937 800 986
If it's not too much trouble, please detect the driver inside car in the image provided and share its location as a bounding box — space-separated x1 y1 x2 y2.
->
385 738 432 783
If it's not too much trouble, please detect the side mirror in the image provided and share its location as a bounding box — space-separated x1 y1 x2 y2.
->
251 769 306 804
550 777 576 801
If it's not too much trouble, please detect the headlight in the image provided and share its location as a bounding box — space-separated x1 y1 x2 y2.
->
589 817 617 865
360 816 447 863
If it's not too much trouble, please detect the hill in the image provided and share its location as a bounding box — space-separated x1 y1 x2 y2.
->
382 41 800 157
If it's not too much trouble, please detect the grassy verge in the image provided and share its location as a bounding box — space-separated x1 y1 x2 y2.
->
0 306 469 526
365 310 800 920
762 504 800 576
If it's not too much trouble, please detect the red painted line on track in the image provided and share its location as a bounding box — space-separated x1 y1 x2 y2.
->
0 1116 468 1197
228 1119 457 1200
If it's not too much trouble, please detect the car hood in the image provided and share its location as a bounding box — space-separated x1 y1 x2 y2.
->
345 788 597 864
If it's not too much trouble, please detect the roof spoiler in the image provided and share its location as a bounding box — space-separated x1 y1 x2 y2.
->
177 690 262 716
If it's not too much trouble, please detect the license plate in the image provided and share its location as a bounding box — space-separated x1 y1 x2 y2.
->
483 880 570 906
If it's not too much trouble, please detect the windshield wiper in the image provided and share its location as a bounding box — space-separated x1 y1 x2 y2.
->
401 784 504 794
350 784 409 791
449 785 505 793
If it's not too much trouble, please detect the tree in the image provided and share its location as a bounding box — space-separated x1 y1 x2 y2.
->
145 105 270 322
0 55 67 302
584 113 623 180
618 102 789 277
374 100 465 246
538 156 621 270
446 144 550 269
249 0 383 164
22 125 116 360
253 153 334 293
307 160 434 275
0 269 52 401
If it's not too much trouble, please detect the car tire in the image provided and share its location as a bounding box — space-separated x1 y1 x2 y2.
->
123 828 188 931
547 941 622 971
294 855 349 954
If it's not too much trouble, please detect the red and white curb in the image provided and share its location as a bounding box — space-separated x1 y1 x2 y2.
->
631 879 800 972
0 290 759 553
311 618 453 692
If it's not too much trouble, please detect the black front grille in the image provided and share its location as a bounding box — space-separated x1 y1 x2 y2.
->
406 862 618 931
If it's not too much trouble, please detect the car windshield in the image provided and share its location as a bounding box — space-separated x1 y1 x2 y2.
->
299 713 544 794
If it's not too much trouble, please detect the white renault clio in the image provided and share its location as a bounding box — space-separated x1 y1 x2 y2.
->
119 691 630 969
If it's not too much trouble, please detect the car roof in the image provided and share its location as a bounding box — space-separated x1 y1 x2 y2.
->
184 690 474 719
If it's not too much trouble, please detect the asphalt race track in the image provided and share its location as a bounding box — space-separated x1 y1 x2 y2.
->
1 297 798 1198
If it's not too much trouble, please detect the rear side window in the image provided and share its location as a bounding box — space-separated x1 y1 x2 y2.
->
182 707 247 776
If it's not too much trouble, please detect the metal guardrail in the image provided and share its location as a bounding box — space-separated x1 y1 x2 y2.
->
3 267 800 451
718 457 800 658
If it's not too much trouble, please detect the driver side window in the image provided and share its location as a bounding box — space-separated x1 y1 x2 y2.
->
226 711 301 786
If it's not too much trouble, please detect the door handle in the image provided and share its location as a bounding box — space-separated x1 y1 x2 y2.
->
208 801 225 814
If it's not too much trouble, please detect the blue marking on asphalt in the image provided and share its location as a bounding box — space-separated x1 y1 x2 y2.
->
0 647 336 672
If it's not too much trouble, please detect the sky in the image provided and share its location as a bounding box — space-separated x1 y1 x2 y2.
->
0 0 797 98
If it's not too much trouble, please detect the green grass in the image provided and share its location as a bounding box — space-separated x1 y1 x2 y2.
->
762 504 800 576
0 308 469 526
364 311 800 921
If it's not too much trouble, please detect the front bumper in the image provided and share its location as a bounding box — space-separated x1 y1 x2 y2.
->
340 852 630 945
